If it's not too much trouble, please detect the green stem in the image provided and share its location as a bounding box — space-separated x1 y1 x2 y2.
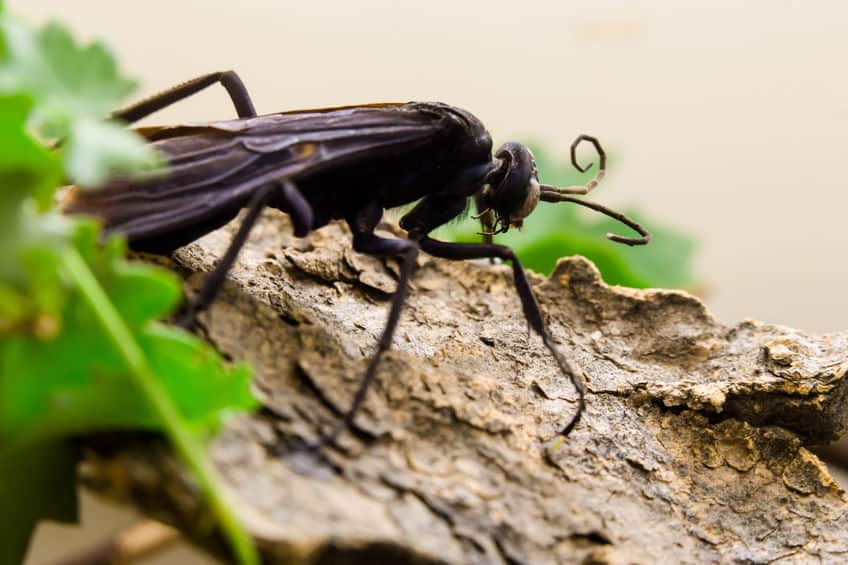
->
61 247 258 565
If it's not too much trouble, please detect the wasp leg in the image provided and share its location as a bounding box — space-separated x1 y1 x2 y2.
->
278 181 314 238
417 236 586 437
320 231 419 446
112 70 256 124
178 180 312 329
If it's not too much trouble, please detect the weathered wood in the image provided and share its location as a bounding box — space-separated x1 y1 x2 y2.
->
80 210 848 564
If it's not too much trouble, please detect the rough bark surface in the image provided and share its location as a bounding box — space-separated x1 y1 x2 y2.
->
81 210 848 564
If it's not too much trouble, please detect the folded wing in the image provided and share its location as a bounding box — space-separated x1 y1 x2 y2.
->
64 103 449 246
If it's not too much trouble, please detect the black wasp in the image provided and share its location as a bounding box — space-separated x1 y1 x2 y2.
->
65 71 650 443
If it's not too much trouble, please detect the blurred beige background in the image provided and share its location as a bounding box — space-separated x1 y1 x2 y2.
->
17 1 848 331
16 1 848 563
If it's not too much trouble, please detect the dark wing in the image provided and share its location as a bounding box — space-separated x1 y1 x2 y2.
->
63 103 453 246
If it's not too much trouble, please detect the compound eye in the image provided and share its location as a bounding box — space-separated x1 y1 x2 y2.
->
510 176 540 222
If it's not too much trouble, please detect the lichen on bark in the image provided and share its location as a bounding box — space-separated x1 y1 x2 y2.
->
81 210 848 564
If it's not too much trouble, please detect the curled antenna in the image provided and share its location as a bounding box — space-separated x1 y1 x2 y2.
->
540 189 651 246
540 134 607 196
539 135 650 246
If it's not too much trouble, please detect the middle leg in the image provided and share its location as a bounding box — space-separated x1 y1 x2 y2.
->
178 180 313 328
323 230 419 444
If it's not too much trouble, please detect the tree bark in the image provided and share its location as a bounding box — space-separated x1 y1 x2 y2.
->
80 210 848 564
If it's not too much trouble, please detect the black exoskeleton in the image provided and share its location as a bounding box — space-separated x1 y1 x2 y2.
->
64 71 650 444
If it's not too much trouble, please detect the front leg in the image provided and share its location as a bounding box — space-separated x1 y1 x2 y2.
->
417 236 586 437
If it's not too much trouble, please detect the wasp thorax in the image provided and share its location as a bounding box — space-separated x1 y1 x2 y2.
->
482 142 540 231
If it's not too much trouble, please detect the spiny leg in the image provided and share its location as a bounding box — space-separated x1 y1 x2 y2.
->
112 70 256 124
321 233 419 445
418 236 585 436
178 180 312 328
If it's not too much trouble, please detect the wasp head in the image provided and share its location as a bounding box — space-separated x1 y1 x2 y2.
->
476 142 540 235
474 134 651 246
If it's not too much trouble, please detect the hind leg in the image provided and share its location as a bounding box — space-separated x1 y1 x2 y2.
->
112 70 256 123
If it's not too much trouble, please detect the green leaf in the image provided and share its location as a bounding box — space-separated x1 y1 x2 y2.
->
0 94 60 211
0 228 258 563
106 261 182 326
0 230 254 445
64 117 159 187
0 282 28 330
0 19 134 136
58 247 259 565
0 321 255 444
0 12 259 563
0 17 159 186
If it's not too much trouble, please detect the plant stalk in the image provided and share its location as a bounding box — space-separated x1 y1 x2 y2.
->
61 247 258 565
